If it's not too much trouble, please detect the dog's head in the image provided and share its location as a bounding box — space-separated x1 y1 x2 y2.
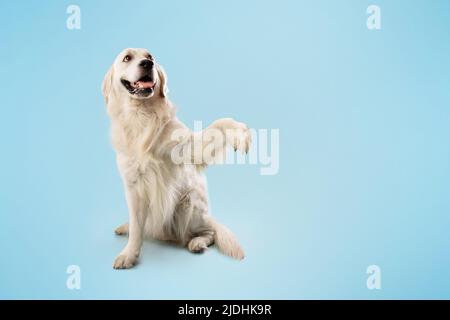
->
102 48 168 104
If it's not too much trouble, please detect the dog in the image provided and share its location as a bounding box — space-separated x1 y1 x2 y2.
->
102 48 251 269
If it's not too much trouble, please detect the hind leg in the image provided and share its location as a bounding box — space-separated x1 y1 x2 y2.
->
188 231 214 253
174 190 215 254
114 223 129 236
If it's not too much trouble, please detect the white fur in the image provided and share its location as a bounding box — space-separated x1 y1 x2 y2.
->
102 48 251 269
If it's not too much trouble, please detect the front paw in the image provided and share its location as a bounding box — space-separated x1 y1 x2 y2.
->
113 253 138 269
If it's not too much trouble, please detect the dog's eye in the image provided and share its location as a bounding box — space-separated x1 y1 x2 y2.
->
123 55 132 62
147 54 153 60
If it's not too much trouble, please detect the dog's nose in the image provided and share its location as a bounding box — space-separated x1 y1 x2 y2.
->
139 59 154 69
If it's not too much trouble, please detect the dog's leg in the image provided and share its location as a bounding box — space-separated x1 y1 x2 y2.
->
192 118 252 165
176 193 215 254
113 189 144 269
115 223 129 236
167 118 251 167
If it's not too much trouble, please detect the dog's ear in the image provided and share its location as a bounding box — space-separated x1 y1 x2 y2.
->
102 66 114 104
156 64 169 97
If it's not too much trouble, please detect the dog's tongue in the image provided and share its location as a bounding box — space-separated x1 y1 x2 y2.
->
134 81 154 89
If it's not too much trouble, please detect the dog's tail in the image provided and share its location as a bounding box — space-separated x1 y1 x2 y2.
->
207 217 245 260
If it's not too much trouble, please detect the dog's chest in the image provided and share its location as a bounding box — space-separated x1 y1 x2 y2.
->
120 155 166 185
118 152 180 222
112 111 183 220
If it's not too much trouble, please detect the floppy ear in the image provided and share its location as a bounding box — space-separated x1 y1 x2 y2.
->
102 66 114 104
156 64 169 97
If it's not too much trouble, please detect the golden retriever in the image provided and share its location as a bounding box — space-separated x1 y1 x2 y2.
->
102 48 251 269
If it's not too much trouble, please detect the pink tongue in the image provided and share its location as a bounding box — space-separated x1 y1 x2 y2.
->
135 81 154 89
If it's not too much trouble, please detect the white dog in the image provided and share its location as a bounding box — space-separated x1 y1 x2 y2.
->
102 48 251 269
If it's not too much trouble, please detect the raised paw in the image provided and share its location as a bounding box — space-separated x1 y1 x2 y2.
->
225 120 252 154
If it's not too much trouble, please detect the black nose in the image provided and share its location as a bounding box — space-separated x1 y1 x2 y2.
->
139 59 154 69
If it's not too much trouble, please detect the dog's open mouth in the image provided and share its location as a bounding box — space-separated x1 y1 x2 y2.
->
121 75 156 97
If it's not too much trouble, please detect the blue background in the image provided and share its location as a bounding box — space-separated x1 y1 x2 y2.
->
1 0 449 299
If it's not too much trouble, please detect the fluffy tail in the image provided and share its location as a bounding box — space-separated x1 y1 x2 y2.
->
207 217 245 260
